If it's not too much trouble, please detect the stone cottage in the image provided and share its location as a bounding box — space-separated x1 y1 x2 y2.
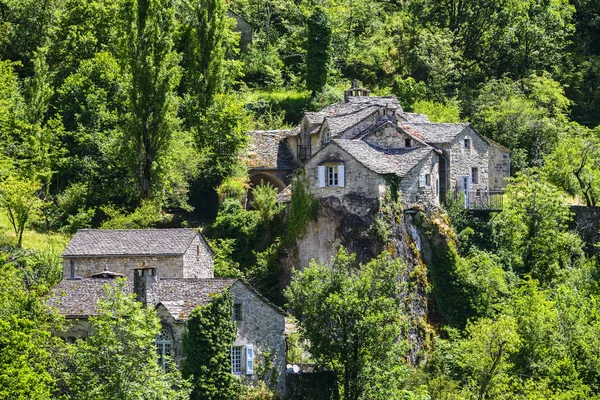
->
50 229 287 394
61 228 214 280
246 81 510 210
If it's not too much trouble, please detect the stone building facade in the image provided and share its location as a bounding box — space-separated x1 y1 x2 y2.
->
61 229 214 279
247 82 510 211
50 229 287 395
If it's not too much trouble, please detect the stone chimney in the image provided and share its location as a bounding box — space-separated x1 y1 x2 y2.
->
133 262 157 307
344 79 370 102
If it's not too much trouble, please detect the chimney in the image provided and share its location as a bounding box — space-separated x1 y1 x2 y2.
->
133 262 157 307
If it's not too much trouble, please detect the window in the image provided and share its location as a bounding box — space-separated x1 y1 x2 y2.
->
419 174 431 188
464 138 471 149
471 167 479 184
156 327 172 370
318 165 345 188
405 138 411 147
425 174 431 186
328 166 338 186
324 129 331 143
70 260 74 278
233 303 242 321
196 245 200 256
231 346 243 375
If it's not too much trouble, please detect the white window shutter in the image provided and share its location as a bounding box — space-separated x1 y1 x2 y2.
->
245 345 254 375
338 165 345 187
318 166 326 187
419 175 426 188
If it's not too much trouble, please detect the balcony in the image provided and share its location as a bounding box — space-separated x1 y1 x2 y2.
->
451 190 504 211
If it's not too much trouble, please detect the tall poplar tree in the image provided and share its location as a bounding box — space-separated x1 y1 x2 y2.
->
121 0 182 201
306 7 331 95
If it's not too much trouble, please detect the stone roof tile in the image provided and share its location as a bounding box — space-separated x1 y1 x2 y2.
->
401 123 470 143
244 130 297 170
62 229 199 258
332 139 435 177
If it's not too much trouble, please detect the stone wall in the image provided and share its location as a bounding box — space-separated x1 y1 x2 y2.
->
304 142 382 216
63 255 185 279
156 306 187 366
231 281 287 395
442 128 489 197
400 152 440 207
488 143 510 191
364 123 411 148
57 318 92 341
182 235 214 279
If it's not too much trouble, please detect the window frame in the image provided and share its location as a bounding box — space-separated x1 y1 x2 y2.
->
327 165 339 187
471 167 479 184
156 326 172 370
231 346 243 375
233 303 242 321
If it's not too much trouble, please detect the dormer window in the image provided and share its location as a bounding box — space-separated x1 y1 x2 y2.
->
324 129 331 143
405 138 412 147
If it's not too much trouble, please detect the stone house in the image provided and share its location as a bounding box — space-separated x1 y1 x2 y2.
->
49 229 287 394
61 228 214 280
247 82 510 210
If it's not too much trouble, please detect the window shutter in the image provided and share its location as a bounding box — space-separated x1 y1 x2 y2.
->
419 175 426 188
318 166 326 187
245 345 254 375
338 165 345 187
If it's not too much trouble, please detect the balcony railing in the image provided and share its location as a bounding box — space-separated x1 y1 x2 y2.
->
451 190 504 211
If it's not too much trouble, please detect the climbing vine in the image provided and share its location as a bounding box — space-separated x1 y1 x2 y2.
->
285 172 318 245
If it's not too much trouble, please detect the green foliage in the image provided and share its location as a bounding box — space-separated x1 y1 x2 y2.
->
210 238 244 278
544 123 600 206
0 173 45 247
120 0 182 201
306 7 332 94
494 170 586 284
65 279 190 399
458 315 521 399
0 263 63 400
286 247 410 400
285 175 317 245
251 182 283 244
183 291 237 400
412 100 461 123
100 200 166 229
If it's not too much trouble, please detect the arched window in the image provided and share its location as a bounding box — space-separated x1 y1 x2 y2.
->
156 326 172 369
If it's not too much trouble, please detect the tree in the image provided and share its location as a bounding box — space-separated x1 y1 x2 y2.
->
65 279 190 399
120 0 182 201
306 7 331 95
458 315 521 399
494 170 586 284
0 174 45 247
0 262 63 399
182 291 237 400
544 124 600 206
286 248 408 400
250 182 283 245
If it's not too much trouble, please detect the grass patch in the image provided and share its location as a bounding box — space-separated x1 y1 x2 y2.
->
242 89 312 126
0 212 70 252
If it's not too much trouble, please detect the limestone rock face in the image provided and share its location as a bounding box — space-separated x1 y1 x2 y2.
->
282 196 451 365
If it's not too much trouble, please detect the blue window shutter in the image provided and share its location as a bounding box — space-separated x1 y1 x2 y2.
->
245 345 254 375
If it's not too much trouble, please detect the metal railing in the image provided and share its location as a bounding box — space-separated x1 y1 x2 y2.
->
464 190 504 211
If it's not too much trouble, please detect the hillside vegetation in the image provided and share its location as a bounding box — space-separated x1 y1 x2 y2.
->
1 0 600 399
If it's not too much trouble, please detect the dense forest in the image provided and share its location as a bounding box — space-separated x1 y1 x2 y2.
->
1 0 600 398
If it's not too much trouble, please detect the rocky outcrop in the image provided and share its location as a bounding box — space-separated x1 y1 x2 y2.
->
282 194 451 366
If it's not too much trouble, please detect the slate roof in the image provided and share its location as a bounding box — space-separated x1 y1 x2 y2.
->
47 278 132 317
398 112 430 123
324 106 380 137
401 123 471 144
62 228 199 258
244 130 297 170
332 139 436 177
48 277 236 319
